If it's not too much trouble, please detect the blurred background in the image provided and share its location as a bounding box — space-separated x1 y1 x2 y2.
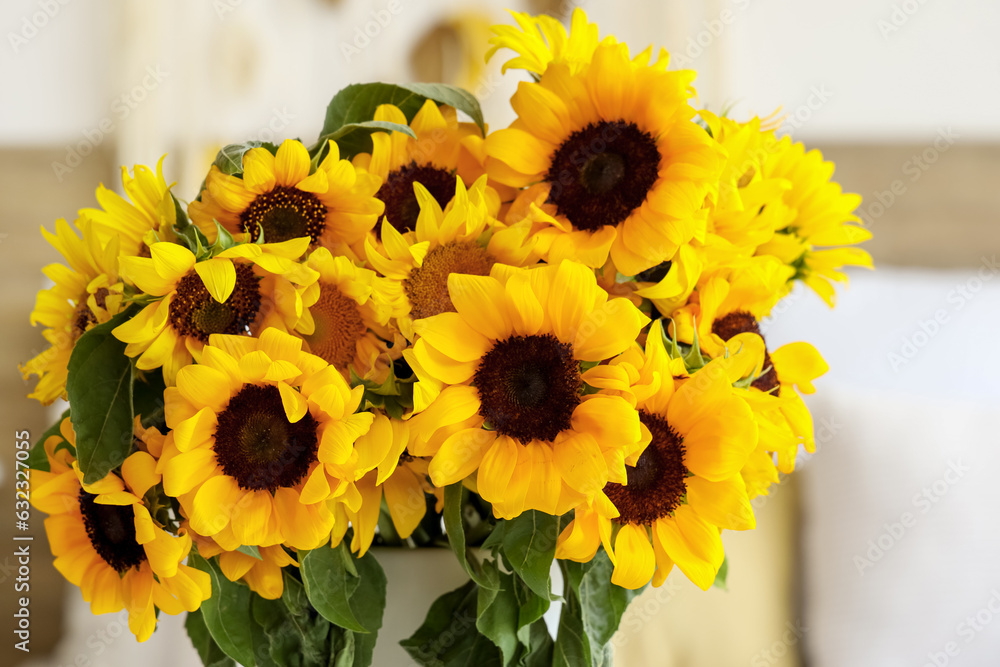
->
1 0 998 665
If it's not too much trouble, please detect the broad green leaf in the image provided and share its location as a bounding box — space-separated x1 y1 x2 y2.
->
517 620 555 667
299 542 386 650
400 580 503 667
501 510 561 600
27 410 70 472
444 484 499 590
189 553 256 667
476 564 520 666
184 608 236 667
316 82 485 159
553 591 591 667
251 574 332 667
67 310 135 484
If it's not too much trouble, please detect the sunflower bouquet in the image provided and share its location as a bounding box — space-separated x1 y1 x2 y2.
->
21 8 870 666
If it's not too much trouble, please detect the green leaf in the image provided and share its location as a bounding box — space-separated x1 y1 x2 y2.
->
500 510 561 600
516 620 555 667
27 410 71 472
185 608 236 667
67 309 135 484
400 580 503 667
713 556 729 590
444 484 499 590
251 574 332 667
299 543 386 640
553 591 591 667
189 553 256 667
476 564 520 666
237 544 263 560
314 120 416 163
316 82 485 159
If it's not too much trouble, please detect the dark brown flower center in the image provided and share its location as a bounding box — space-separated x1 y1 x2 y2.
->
213 384 319 492
474 334 581 444
240 185 328 245
305 284 366 370
169 263 261 343
404 241 495 321
546 120 661 232
78 489 147 573
71 302 97 339
711 310 779 393
606 410 687 525
376 161 455 237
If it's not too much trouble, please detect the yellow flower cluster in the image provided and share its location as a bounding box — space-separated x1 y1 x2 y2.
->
22 8 870 644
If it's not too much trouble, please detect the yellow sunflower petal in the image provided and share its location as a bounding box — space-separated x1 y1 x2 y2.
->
611 523 656 590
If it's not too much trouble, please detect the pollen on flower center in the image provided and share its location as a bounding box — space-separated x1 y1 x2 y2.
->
404 241 495 321
78 489 146 573
377 161 455 236
711 310 779 393
169 263 262 342
605 410 687 525
305 284 366 369
474 334 582 444
240 186 328 245
546 120 661 232
213 384 319 492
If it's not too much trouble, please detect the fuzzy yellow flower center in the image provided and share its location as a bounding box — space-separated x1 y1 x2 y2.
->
241 186 328 245
376 161 455 236
79 489 146 573
404 241 495 321
711 310 779 393
474 333 582 444
546 120 660 231
605 410 687 525
213 384 319 492
169 264 261 342
305 284 366 370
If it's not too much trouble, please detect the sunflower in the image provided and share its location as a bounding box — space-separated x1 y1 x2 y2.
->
21 218 124 404
353 100 494 240
754 134 873 305
77 156 176 258
30 419 210 641
485 41 722 276
364 174 535 341
671 255 795 359
405 260 650 519
296 247 395 382
332 413 437 556
486 8 609 78
556 321 758 590
188 139 383 256
113 238 317 384
194 534 297 600
157 328 375 551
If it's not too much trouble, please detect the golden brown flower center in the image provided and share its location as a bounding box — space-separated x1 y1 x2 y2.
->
240 186 328 245
546 120 661 232
404 241 495 321
78 489 146 573
304 284 366 370
169 263 261 343
474 334 581 444
213 384 319 492
376 161 455 236
606 410 687 525
711 310 779 393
